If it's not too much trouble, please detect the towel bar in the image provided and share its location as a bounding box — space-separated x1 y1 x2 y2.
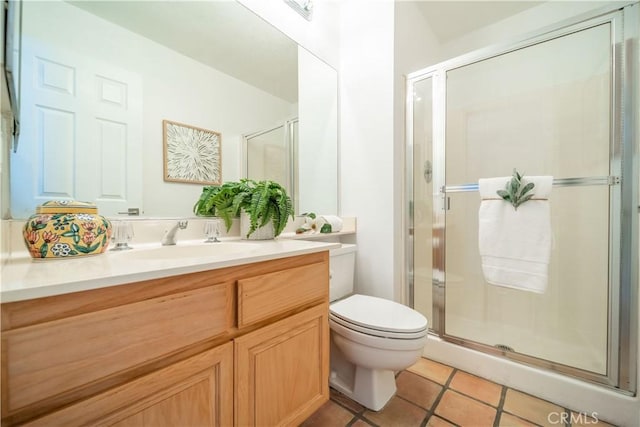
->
442 175 620 193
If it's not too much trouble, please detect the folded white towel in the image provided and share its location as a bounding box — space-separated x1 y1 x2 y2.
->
478 176 553 293
320 215 343 232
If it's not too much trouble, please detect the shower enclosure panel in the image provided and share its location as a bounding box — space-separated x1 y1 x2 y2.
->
408 77 435 328
406 6 637 392
244 119 299 209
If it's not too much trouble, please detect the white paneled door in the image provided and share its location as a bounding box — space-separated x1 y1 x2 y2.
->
12 39 142 217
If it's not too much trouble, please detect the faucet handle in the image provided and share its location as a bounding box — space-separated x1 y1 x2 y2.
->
178 220 188 229
204 219 221 243
110 220 134 251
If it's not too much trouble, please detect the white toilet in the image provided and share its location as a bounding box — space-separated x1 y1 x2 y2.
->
328 244 428 411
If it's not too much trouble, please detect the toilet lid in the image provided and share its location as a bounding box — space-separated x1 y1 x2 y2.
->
330 294 428 334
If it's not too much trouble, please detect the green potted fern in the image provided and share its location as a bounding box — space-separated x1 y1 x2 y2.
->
193 179 294 239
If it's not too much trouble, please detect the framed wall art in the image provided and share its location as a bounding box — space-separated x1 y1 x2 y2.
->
163 120 222 185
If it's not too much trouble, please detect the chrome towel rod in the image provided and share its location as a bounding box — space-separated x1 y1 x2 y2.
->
443 176 620 193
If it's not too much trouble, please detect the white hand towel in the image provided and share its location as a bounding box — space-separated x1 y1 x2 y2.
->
320 215 343 232
478 176 553 293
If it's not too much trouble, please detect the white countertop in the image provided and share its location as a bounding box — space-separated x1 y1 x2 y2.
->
0 238 341 303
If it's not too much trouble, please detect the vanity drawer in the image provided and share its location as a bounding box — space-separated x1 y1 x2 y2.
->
237 261 328 328
2 283 233 415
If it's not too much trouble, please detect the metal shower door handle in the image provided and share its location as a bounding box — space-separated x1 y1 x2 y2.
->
423 160 432 183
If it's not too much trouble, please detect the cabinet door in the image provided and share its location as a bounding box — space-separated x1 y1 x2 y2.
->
25 343 233 427
235 304 329 426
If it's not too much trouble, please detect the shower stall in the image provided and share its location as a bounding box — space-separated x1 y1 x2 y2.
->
243 118 299 211
406 4 638 393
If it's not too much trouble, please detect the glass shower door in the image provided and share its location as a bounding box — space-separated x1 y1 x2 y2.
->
245 119 298 210
409 76 435 328
408 5 636 391
442 22 614 375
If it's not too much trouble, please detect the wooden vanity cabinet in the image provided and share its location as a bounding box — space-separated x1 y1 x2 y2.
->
23 343 234 427
235 304 329 427
1 251 330 426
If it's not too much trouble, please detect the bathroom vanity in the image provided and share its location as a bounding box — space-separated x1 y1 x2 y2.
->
1 240 336 426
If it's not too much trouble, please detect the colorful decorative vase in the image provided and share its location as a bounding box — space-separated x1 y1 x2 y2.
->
22 200 112 259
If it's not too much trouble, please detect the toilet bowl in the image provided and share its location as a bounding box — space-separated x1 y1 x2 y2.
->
329 245 428 411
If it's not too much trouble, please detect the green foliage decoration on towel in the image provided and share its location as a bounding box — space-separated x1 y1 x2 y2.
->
496 169 535 210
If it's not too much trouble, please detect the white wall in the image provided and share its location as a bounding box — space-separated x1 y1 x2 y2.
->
393 2 442 301
339 0 395 299
16 0 295 218
241 1 403 298
394 2 442 76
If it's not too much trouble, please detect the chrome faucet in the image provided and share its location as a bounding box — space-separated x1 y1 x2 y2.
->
161 220 188 246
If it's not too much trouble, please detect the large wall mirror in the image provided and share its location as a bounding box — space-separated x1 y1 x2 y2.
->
9 0 338 219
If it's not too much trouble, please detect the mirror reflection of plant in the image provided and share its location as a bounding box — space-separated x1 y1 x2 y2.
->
497 169 536 210
193 179 294 238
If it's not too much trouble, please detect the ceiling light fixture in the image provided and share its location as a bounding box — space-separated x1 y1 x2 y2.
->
284 0 313 21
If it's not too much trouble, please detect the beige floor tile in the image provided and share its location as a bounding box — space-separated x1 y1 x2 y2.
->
568 412 616 427
300 400 355 427
312 361 617 427
330 388 365 414
434 390 496 427
449 371 503 407
396 371 443 410
426 416 457 427
499 412 539 427
363 396 427 427
406 357 454 385
502 389 564 427
351 419 376 427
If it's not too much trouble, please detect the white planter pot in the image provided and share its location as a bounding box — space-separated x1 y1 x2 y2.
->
240 211 275 240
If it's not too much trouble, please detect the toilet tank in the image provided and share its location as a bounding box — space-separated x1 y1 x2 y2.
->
329 244 357 302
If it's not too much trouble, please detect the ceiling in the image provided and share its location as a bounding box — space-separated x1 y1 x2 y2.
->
68 0 545 101
68 1 299 103
414 1 544 43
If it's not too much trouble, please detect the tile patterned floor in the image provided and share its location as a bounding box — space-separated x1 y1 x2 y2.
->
302 358 616 427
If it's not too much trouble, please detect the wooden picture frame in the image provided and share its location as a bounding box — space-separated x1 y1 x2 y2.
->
163 120 222 185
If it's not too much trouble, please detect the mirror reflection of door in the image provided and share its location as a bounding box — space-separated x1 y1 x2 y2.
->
12 37 143 218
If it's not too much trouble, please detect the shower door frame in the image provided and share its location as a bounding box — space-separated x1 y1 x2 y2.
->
405 4 638 393
242 117 299 212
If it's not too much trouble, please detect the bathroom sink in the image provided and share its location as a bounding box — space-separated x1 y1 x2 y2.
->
123 242 261 260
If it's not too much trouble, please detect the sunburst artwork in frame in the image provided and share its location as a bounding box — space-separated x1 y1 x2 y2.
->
163 120 222 185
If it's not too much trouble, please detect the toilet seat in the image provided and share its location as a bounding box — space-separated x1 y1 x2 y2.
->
330 294 428 339
330 314 427 340
330 316 428 353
